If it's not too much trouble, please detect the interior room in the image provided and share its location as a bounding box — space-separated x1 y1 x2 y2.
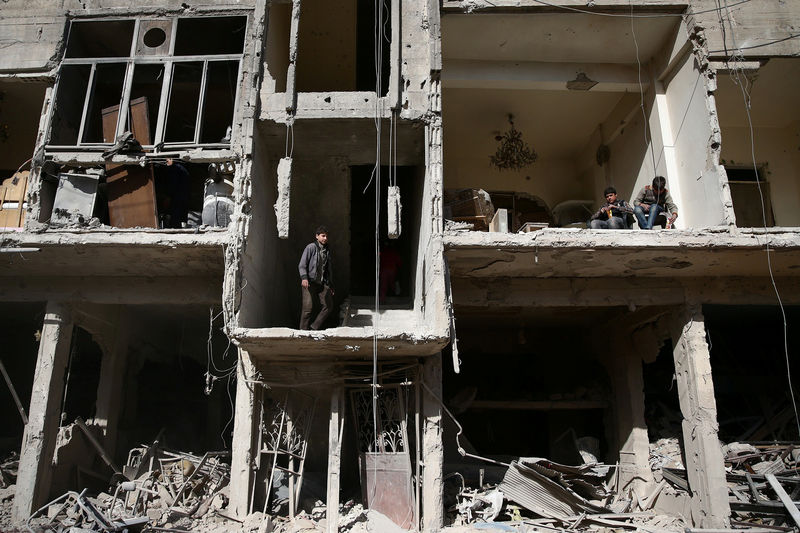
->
265 0 391 95
703 304 800 443
441 12 716 230
440 307 641 487
0 302 46 456
714 58 800 228
48 304 234 501
241 118 424 329
0 79 47 229
35 160 235 229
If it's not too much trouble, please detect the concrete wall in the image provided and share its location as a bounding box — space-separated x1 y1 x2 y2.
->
0 0 258 74
664 54 726 228
0 80 48 173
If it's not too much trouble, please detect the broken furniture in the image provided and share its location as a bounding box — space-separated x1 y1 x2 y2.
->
51 170 100 226
203 163 235 227
444 188 495 231
102 96 158 228
488 191 552 233
0 170 29 228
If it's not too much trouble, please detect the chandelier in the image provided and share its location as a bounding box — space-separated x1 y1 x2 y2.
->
489 114 538 171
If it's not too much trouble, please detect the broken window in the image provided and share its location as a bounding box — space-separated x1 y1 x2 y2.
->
48 15 246 150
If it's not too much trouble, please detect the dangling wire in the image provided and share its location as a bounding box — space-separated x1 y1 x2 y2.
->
629 0 658 176
720 0 799 437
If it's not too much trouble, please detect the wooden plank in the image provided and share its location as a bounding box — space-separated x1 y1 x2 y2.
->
766 473 800 528
0 171 28 228
102 97 158 228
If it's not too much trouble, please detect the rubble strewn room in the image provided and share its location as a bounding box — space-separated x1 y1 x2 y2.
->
2 0 800 532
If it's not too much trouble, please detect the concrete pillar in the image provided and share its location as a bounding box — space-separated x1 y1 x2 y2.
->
672 304 730 528
606 347 653 493
90 308 130 459
229 349 259 519
326 387 345 533
14 301 74 521
422 353 443 532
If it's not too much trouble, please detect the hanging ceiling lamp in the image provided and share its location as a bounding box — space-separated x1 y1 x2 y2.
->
489 114 538 171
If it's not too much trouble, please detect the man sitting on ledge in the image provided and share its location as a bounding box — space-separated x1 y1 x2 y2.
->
634 176 678 229
589 186 633 229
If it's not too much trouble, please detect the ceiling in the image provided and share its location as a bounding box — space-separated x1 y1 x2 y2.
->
440 12 681 160
442 12 681 64
443 87 628 159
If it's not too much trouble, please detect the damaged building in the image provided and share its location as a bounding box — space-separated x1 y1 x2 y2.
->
0 0 800 531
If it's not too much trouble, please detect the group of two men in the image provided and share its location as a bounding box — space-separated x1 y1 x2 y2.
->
590 176 678 230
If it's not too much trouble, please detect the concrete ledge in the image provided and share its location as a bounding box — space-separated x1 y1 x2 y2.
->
0 230 228 277
230 326 449 359
443 227 800 278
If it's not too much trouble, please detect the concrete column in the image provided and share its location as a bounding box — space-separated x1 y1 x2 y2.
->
422 353 443 532
606 347 653 493
672 304 730 528
326 387 345 533
229 349 259 519
14 301 74 521
90 308 130 458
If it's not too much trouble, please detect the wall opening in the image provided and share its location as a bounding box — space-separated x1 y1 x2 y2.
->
350 165 421 305
704 304 800 442
0 302 46 455
37 160 235 229
265 3 291 93
442 319 613 488
0 79 47 229
62 327 103 424
295 0 391 94
716 58 800 227
725 166 775 227
49 16 246 150
441 12 687 230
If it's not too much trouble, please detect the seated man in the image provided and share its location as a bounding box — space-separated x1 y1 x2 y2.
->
590 186 633 229
634 176 678 229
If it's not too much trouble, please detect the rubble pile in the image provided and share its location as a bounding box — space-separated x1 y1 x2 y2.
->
444 457 688 533
22 440 233 532
724 442 800 529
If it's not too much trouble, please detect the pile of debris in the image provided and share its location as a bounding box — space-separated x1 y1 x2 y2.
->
25 439 232 532
446 457 687 533
654 439 800 529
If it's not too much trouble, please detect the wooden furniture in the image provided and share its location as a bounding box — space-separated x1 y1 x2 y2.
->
0 171 29 228
101 96 158 228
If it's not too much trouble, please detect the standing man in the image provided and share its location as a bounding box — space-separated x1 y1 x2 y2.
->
589 186 633 229
633 176 678 229
299 226 334 330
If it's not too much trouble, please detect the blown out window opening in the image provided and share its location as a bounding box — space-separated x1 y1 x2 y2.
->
46 15 247 152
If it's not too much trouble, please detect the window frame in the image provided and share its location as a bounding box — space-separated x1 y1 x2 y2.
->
46 15 247 152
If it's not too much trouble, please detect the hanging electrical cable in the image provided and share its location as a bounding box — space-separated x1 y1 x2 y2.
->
719 0 800 438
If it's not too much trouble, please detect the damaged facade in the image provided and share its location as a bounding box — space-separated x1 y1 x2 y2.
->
0 0 799 531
